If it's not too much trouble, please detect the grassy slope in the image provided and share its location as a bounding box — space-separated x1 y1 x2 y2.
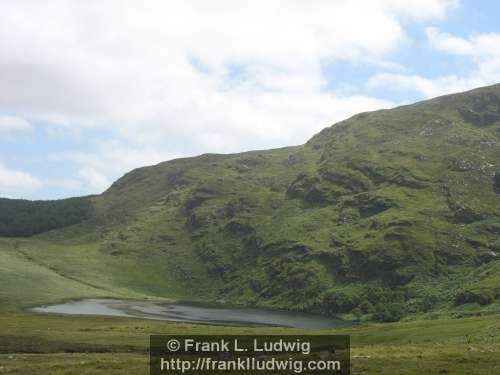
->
0 237 216 311
0 239 106 311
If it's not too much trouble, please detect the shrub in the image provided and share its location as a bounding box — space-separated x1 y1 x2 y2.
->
373 302 405 322
421 295 440 312
455 289 495 306
359 300 375 314
322 289 359 314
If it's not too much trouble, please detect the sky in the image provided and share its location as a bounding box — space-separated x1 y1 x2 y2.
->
1 0 500 200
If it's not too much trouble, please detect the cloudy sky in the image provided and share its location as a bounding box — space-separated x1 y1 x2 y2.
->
1 0 500 199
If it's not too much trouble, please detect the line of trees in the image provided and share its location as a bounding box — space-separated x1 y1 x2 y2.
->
0 197 93 237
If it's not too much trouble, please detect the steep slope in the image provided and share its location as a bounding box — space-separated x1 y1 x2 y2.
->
3 83 500 320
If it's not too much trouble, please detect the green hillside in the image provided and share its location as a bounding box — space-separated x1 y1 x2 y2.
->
2 84 500 321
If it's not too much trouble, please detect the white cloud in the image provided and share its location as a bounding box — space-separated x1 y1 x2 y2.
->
367 72 483 98
427 28 500 85
0 115 32 134
49 140 182 194
426 27 474 55
385 0 457 19
0 1 455 195
427 27 500 59
368 27 500 98
44 178 83 191
78 168 110 193
0 163 42 197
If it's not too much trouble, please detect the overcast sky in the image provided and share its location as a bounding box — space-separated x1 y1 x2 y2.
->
1 0 500 199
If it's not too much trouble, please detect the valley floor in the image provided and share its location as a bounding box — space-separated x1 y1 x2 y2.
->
1 238 500 373
0 312 499 374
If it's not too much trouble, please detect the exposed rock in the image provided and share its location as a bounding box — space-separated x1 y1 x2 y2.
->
453 206 484 224
450 159 473 172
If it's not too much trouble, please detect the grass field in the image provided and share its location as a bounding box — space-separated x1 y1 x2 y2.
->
0 311 499 374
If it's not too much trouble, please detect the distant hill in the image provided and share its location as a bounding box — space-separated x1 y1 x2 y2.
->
2 83 500 321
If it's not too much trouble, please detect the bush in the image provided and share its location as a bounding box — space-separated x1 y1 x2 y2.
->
322 289 359 314
454 289 495 306
373 302 405 322
359 300 375 314
406 294 440 314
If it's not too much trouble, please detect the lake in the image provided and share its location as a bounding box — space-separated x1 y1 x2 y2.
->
31 299 353 329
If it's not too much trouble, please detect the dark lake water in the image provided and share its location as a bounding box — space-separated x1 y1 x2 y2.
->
31 299 352 329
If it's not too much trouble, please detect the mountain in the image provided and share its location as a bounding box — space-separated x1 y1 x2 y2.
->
2 83 500 321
